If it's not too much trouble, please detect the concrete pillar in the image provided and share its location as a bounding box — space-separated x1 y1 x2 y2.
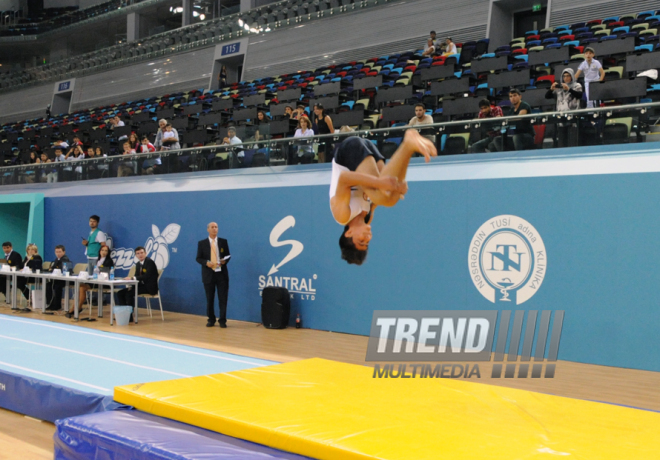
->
127 12 140 42
240 0 253 13
182 0 193 26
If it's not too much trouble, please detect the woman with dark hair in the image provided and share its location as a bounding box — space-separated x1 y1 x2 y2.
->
313 104 334 163
66 244 114 319
128 132 140 151
331 130 436 265
256 111 270 124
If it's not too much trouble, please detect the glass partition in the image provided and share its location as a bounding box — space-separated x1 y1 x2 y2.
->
1 102 657 187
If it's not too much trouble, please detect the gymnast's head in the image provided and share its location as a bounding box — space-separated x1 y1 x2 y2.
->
339 218 372 265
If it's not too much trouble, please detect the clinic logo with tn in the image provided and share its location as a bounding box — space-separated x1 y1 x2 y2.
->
468 215 546 305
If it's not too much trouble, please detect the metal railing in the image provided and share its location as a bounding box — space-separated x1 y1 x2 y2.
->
0 102 657 187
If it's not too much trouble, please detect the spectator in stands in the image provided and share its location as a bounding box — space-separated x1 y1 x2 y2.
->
128 132 140 151
293 104 306 120
86 146 101 179
293 115 315 163
24 151 38 183
442 37 457 56
63 144 85 181
546 69 583 147
256 111 270 124
490 88 535 152
219 65 227 88
19 243 42 307
422 31 438 57
408 103 433 127
38 152 55 183
407 103 435 143
469 99 503 153
574 47 604 109
153 119 168 150
285 105 295 119
547 68 583 111
70 135 83 148
139 136 160 174
53 138 69 150
109 115 125 129
117 141 136 177
313 104 334 163
95 146 109 177
222 126 242 146
160 123 180 150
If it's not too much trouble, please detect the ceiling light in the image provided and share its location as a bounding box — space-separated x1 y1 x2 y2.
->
244 24 249 30
238 18 243 26
192 11 199 16
199 13 205 20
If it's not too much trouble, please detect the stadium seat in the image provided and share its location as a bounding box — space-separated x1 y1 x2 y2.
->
604 66 623 79
603 117 632 144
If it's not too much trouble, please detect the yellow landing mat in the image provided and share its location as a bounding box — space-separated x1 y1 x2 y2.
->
115 358 660 460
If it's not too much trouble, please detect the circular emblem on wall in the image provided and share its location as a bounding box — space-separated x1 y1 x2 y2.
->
468 215 546 304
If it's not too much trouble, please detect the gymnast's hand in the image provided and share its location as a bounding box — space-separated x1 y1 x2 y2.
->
378 176 399 193
397 180 408 199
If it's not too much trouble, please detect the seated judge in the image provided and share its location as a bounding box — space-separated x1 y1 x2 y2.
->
116 246 158 318
1 241 24 301
20 243 43 307
67 244 114 319
46 245 70 311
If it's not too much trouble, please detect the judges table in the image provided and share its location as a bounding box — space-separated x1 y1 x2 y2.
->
4 270 138 325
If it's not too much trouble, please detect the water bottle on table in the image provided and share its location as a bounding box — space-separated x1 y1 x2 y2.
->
93 266 99 280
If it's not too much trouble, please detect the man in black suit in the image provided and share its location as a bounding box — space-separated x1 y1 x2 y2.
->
46 245 70 311
1 242 24 303
117 246 159 311
196 222 230 327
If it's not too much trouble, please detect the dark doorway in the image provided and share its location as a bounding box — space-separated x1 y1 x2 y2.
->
514 8 547 38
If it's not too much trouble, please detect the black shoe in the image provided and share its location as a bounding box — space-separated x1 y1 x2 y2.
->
64 311 73 319
206 320 216 327
219 322 227 328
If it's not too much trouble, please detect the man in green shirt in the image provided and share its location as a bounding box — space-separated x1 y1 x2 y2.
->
82 215 107 275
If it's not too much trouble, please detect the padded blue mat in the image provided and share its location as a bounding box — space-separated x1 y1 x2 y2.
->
0 314 275 421
54 410 312 460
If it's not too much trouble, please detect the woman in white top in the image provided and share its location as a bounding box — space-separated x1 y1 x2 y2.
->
293 115 315 161
330 130 436 265
442 37 457 56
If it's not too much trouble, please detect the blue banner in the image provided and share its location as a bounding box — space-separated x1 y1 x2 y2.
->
43 169 660 372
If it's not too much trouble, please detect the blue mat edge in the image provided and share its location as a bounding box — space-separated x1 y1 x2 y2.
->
0 368 127 423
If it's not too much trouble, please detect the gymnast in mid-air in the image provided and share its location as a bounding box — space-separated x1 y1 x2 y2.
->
330 129 437 264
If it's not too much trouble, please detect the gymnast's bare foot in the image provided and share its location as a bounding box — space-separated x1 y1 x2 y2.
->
403 129 438 162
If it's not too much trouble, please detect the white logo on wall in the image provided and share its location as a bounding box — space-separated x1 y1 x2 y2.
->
109 224 181 270
468 215 546 305
258 216 317 300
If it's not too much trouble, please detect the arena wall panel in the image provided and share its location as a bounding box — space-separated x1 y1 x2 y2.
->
2 143 660 372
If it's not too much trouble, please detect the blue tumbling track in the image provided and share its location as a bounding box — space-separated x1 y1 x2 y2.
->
0 314 276 421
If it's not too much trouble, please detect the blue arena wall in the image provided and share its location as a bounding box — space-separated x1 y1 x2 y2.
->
29 143 660 372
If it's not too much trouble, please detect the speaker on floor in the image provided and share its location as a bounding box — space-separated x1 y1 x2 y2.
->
261 286 290 329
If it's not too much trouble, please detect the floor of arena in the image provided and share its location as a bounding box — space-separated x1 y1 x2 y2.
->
2 303 659 460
